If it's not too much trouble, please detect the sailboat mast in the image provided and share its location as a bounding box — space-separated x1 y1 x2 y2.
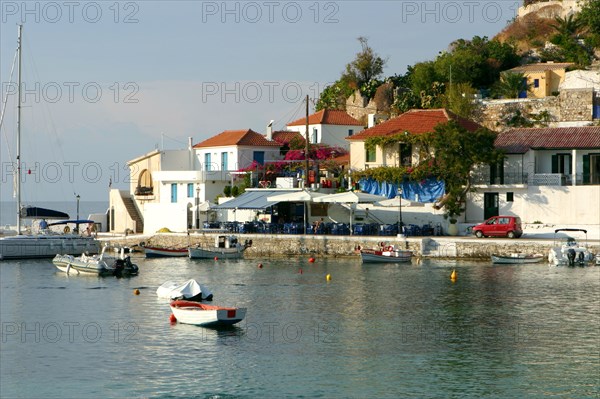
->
16 25 22 235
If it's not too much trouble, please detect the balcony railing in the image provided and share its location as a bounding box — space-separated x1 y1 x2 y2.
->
472 172 599 186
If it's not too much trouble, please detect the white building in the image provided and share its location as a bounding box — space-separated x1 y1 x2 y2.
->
468 126 600 226
109 130 281 234
286 109 364 150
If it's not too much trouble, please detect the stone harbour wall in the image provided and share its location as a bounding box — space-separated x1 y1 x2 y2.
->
98 233 600 260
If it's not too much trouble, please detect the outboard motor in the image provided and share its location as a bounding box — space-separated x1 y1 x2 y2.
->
577 251 585 266
567 248 576 266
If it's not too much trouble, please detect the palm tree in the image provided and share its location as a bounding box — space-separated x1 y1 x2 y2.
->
494 72 531 99
551 15 580 38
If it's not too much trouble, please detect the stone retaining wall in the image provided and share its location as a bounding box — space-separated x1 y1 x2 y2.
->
98 233 600 260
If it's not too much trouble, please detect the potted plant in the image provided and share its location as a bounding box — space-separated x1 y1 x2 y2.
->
446 214 459 236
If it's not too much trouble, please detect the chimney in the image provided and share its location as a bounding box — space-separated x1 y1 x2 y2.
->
266 120 274 141
368 114 376 128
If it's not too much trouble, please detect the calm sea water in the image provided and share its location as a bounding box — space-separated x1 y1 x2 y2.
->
1 257 599 398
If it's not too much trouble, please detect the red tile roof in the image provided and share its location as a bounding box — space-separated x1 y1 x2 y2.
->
287 109 363 127
495 127 600 153
272 130 305 144
193 129 280 148
346 109 483 140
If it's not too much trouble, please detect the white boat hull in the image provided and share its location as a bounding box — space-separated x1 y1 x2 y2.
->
53 254 112 275
491 254 545 264
0 235 99 260
170 300 246 326
548 246 594 266
360 249 412 264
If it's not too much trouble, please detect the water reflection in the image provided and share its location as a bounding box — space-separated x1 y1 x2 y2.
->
1 257 598 398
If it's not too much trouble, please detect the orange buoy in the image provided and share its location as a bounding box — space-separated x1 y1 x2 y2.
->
258 263 263 268
309 257 315 263
133 289 140 295
169 313 177 323
214 256 218 260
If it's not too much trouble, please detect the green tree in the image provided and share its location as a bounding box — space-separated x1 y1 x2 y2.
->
341 36 387 95
578 0 600 36
444 82 480 119
424 121 501 218
493 72 530 99
315 80 354 111
353 121 501 219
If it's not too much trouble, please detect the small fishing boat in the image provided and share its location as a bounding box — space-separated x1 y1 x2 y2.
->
141 243 188 258
188 235 252 259
359 243 413 264
157 279 213 302
491 253 545 264
53 247 138 277
169 300 246 327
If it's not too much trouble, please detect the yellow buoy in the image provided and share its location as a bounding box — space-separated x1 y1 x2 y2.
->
133 289 140 295
450 270 457 281
326 274 331 281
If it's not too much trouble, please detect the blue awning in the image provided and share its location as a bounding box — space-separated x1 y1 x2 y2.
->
212 189 299 210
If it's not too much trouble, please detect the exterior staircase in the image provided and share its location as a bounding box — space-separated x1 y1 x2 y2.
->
122 195 144 233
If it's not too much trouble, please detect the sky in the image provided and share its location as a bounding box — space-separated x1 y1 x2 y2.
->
0 0 523 204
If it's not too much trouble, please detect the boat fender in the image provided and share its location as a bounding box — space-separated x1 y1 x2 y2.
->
66 262 71 274
64 226 70 234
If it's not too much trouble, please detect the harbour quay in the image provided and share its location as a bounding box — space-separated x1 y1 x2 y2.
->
98 231 600 260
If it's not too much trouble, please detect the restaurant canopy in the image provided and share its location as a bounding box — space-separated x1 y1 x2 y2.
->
211 189 301 210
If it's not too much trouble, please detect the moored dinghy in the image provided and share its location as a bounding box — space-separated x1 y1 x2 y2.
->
188 235 252 259
491 253 545 264
169 300 246 326
359 242 413 264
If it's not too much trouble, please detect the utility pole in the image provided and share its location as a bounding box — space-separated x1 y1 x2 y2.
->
304 94 310 189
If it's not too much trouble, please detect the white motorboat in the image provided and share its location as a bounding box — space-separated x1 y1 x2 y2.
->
188 235 252 259
548 228 595 266
0 27 99 260
170 300 246 327
53 247 138 277
491 253 545 264
359 243 413 264
157 279 213 302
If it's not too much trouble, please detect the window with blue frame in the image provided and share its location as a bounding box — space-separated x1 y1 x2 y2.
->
170 184 177 203
221 152 228 170
534 79 539 88
187 183 194 198
253 151 264 165
204 153 211 171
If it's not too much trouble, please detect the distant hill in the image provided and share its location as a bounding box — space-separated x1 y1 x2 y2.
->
494 10 561 54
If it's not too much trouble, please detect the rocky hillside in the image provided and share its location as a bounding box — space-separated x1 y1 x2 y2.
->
494 0 599 62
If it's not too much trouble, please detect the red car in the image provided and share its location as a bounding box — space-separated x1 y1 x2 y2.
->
472 216 523 239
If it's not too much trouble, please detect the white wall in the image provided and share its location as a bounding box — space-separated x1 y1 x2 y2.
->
288 124 364 149
466 185 600 225
143 202 189 233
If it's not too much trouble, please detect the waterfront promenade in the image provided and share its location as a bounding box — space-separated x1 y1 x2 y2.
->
98 224 600 260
